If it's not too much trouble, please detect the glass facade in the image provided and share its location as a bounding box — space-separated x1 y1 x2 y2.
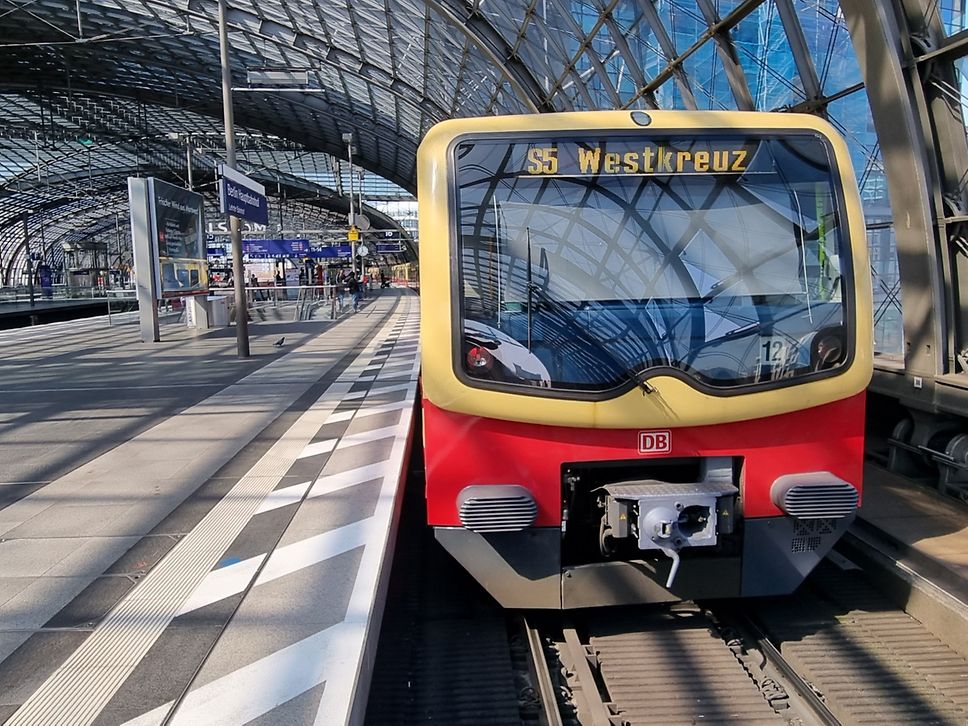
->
556 1 904 356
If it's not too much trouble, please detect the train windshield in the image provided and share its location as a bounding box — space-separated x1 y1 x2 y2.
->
454 133 852 393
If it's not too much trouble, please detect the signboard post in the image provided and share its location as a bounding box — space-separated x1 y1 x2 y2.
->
128 177 208 343
217 0 254 359
217 164 269 357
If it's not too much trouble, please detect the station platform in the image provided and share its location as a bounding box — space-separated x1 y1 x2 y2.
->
0 288 420 725
852 462 968 654
858 464 968 591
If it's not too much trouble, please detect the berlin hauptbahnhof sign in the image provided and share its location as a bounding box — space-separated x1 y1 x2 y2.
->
219 165 268 225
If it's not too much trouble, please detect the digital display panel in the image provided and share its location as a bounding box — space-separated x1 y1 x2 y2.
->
522 139 755 177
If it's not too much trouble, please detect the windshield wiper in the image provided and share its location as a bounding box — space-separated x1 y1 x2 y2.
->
629 368 658 395
521 267 665 395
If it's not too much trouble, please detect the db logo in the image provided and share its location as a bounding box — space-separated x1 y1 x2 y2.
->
638 430 672 454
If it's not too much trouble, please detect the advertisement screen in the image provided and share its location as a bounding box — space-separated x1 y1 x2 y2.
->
150 179 209 297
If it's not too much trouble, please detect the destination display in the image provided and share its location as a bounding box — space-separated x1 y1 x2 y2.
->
522 138 758 176
525 143 751 176
459 137 763 178
206 241 405 260
243 239 311 258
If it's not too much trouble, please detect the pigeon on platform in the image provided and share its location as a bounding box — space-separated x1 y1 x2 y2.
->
273 337 286 348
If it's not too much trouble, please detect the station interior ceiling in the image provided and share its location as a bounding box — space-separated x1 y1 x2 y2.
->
0 0 966 432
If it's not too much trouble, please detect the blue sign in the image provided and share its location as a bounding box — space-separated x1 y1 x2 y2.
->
219 165 268 225
207 240 405 260
310 246 351 258
243 239 311 258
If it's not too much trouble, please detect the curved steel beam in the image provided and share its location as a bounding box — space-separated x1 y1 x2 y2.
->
420 0 549 112
0 85 418 190
899 0 968 377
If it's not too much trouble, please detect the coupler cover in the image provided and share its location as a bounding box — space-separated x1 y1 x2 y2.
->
602 480 738 549
601 480 738 587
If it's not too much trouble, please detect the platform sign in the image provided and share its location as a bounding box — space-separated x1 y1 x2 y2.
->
242 239 311 258
219 165 268 225
304 245 353 258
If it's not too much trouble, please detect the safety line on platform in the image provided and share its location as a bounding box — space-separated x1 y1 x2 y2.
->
121 304 420 726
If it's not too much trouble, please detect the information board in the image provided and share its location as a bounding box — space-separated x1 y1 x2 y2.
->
149 179 209 298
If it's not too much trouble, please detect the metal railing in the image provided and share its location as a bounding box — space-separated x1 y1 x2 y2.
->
208 284 355 321
0 283 136 304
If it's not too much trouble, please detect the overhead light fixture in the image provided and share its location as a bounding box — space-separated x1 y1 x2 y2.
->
246 68 310 86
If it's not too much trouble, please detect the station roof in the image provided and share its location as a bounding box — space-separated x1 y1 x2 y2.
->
1 1 873 186
2 2 881 280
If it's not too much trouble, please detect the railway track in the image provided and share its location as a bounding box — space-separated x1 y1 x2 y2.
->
368 508 968 726
519 558 968 725
745 558 968 725
369 513 968 725
522 608 800 726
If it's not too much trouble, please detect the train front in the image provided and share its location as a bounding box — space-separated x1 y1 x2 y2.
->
418 111 873 609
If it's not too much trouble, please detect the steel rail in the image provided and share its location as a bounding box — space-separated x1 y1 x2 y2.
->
520 616 564 726
559 627 616 726
742 616 841 726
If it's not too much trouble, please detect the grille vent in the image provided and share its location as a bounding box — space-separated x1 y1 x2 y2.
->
791 536 821 553
794 518 836 537
458 485 537 532
791 519 836 552
772 472 859 519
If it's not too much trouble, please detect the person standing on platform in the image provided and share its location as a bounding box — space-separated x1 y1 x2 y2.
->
347 271 361 312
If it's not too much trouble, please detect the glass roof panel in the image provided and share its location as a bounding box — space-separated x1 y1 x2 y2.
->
654 0 708 54
615 30 664 92
940 0 968 36
711 0 753 16
951 56 968 148
794 0 862 94
826 89 886 212
568 3 619 106
865 223 904 358
478 0 532 49
680 40 739 110
731 4 807 110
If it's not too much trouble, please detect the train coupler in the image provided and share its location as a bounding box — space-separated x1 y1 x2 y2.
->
599 480 738 587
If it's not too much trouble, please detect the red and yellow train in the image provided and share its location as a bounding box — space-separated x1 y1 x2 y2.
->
418 111 872 608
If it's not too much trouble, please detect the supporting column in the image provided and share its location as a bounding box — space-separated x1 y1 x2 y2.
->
839 0 946 405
